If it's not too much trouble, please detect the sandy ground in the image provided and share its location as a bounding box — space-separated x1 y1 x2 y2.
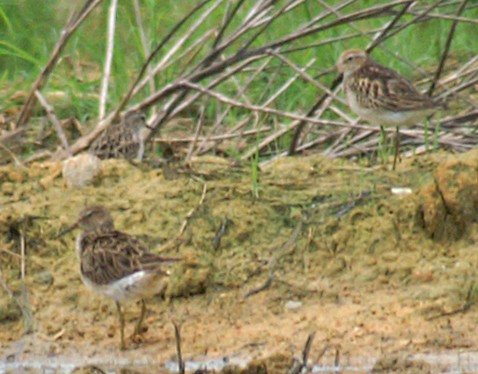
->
1 151 478 373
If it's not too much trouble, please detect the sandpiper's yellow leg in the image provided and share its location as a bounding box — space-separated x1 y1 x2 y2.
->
134 299 147 336
115 301 126 350
379 125 388 165
392 125 400 170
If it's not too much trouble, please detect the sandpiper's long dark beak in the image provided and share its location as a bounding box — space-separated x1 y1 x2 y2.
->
55 221 79 239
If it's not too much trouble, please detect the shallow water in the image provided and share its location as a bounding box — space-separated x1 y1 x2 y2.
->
3 351 478 373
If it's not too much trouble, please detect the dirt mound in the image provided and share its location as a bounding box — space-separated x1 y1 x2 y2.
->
1 152 478 372
416 149 478 241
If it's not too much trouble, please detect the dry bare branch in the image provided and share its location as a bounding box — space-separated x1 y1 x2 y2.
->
99 0 118 120
428 0 470 96
35 90 72 157
16 0 103 127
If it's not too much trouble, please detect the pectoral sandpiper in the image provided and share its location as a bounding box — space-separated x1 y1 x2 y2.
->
90 112 146 161
337 49 445 168
59 205 179 350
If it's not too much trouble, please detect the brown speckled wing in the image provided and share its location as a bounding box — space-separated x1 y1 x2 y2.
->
90 124 140 160
351 61 439 112
79 230 172 285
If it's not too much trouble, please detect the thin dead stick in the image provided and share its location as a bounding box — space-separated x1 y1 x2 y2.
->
180 81 373 130
0 269 15 298
159 30 216 74
195 56 273 155
440 110 478 126
366 0 414 52
19 229 34 333
114 0 213 119
289 331 316 374
99 0 118 120
203 0 275 65
173 322 185 374
296 131 340 155
326 128 373 157
255 57 282 105
0 128 25 145
141 56 263 141
50 111 116 159
124 0 413 144
267 50 345 104
332 128 466 158
371 0 447 51
288 74 343 155
156 127 272 144
428 0 469 96
240 0 304 52
35 90 72 157
437 75 478 99
299 0 358 31
17 0 103 127
253 57 326 152
238 0 413 58
0 142 26 168
156 0 413 111
185 105 206 162
0 247 22 258
258 118 334 159
318 0 424 76
244 85 337 160
130 0 221 99
440 57 478 84
195 118 251 156
212 0 246 49
244 221 303 298
263 56 318 106
133 0 156 97
407 9 478 24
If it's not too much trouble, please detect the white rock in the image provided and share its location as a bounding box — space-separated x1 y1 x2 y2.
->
284 300 303 311
62 153 102 187
391 187 413 195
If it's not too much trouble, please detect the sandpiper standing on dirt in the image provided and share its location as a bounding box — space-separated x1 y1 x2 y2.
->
336 49 445 168
90 112 147 161
59 205 178 350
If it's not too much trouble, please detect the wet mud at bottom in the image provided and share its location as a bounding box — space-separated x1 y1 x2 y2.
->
1 150 478 373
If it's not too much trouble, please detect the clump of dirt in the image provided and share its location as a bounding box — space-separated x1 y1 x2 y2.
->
416 149 478 241
372 353 431 373
1 151 478 372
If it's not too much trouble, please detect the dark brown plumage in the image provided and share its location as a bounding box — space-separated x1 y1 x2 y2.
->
337 49 444 126
90 112 146 161
345 58 441 113
64 205 179 350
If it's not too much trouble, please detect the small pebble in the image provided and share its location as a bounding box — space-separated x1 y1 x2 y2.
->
284 300 302 311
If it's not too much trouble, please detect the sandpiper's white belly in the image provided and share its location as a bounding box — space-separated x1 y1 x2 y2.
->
80 270 168 303
345 90 435 127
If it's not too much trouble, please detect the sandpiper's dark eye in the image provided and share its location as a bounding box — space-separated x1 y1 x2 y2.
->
346 56 354 62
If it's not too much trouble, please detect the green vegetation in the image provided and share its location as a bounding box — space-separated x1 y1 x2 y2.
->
1 1 477 162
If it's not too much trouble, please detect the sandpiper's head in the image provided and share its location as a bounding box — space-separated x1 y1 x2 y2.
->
124 111 147 132
57 205 114 238
336 49 368 74
76 205 114 231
